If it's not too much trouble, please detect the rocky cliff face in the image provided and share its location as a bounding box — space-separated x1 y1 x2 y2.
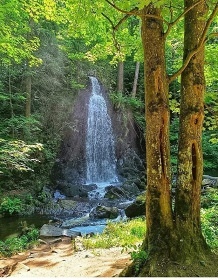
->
51 77 145 196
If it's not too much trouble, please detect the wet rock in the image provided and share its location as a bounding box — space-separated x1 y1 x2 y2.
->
104 186 129 199
121 181 141 196
89 205 119 219
133 177 146 191
55 181 92 198
58 200 78 211
40 224 81 238
61 216 90 228
82 184 98 192
202 175 218 188
117 148 145 180
124 192 146 218
53 190 66 201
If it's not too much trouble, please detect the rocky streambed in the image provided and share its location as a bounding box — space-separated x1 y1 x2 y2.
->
38 180 146 239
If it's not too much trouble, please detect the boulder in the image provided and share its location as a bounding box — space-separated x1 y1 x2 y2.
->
202 175 218 188
125 193 146 218
121 181 141 196
104 186 129 199
40 224 81 238
61 216 90 228
58 200 78 211
55 181 97 198
89 205 119 219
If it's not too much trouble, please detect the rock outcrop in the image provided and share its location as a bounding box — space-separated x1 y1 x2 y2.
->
50 77 145 197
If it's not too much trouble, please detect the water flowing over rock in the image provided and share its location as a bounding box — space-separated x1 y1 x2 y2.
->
86 77 118 185
51 76 145 198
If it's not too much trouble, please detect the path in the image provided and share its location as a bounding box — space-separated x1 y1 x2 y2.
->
0 237 131 277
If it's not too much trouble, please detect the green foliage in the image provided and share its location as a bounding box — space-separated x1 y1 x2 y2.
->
202 132 218 172
129 246 147 275
0 197 23 216
0 227 39 257
0 116 42 140
0 138 43 175
201 207 218 251
109 92 145 130
201 189 218 251
201 189 218 209
170 119 218 174
82 217 146 249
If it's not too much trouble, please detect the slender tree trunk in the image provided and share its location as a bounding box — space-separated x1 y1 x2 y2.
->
174 0 210 260
141 5 173 258
8 67 15 138
117 60 124 93
25 73 32 117
132 61 140 97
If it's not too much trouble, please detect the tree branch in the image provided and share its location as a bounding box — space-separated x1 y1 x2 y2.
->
165 0 204 38
145 13 169 25
208 32 218 38
102 12 115 29
114 8 138 30
101 12 121 52
168 2 218 84
105 0 139 15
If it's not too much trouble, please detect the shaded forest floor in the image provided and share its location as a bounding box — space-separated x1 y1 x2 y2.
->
0 236 131 277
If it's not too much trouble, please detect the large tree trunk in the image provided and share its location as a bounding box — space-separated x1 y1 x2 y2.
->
122 2 218 277
141 5 173 258
174 0 210 261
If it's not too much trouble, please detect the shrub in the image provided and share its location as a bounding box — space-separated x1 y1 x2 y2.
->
201 206 218 251
0 197 24 216
0 227 39 257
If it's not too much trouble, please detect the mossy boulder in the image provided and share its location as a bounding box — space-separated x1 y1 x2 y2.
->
104 186 128 199
89 205 119 219
125 192 146 218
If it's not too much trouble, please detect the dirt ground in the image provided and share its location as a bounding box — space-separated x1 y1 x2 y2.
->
0 237 131 277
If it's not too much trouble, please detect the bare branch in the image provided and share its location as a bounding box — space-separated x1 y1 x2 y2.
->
168 2 218 84
165 0 204 38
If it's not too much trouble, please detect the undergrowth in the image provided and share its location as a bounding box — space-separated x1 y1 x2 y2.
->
201 189 218 253
82 217 146 250
0 227 39 257
82 190 218 256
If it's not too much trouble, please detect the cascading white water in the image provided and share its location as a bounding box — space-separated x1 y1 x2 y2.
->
86 77 118 196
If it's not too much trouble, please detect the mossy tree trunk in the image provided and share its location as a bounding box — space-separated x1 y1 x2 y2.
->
141 5 173 258
174 0 210 261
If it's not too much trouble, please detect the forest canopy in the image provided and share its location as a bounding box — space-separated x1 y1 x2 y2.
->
0 0 218 277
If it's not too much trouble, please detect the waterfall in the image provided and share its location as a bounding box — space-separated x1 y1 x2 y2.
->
86 76 118 190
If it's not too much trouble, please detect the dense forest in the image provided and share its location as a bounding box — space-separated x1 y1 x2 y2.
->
0 0 218 277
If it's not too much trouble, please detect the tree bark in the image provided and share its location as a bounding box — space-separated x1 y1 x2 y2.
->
117 60 124 93
132 61 140 97
141 5 173 257
174 0 210 260
25 73 32 117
